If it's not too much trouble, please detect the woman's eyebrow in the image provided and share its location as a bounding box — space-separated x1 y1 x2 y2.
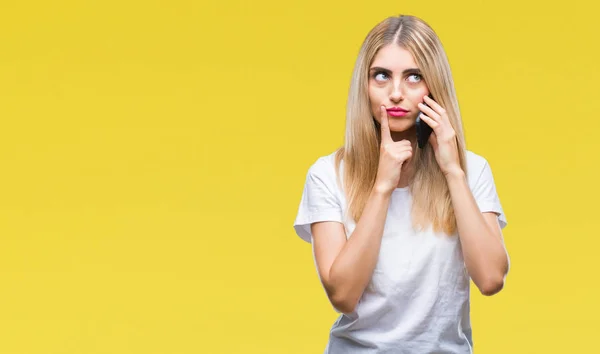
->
369 67 422 75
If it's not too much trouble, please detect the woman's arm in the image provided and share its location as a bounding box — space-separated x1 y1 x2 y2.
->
417 95 509 296
445 170 509 296
312 188 391 314
312 106 414 314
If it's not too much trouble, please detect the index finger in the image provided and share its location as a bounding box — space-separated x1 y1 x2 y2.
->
423 95 446 115
379 106 392 143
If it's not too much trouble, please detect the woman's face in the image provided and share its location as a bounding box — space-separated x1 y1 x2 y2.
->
368 44 429 133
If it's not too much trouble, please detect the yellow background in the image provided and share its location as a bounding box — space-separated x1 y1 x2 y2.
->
0 0 598 353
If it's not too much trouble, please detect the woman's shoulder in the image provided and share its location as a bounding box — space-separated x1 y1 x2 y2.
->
300 149 345 193
465 149 495 185
305 149 342 176
465 149 488 169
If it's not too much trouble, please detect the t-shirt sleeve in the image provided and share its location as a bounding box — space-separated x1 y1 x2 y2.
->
471 159 508 229
293 157 344 243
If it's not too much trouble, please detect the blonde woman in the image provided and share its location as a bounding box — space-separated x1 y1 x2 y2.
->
293 15 510 353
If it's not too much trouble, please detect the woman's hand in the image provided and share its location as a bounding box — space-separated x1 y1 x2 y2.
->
374 106 413 194
417 96 463 176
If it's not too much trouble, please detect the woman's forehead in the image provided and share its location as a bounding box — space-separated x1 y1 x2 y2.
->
370 44 418 71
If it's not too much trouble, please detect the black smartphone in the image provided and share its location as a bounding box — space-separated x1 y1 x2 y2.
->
416 95 434 149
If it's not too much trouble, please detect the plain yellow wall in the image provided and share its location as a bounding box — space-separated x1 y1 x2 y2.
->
0 0 598 353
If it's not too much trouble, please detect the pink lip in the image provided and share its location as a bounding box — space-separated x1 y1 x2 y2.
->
387 108 409 117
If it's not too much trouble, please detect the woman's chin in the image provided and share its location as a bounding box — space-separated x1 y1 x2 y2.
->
389 122 416 133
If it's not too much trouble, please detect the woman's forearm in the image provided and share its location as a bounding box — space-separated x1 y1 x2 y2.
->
327 187 392 312
445 170 509 296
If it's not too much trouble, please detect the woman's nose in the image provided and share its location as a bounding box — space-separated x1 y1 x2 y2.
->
389 81 404 102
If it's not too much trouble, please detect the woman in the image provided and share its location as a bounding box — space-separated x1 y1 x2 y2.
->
293 15 510 353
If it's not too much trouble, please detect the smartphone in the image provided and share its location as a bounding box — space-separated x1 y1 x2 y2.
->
416 94 434 149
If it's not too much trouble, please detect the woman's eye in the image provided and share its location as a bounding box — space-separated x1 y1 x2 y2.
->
407 74 422 83
374 72 388 81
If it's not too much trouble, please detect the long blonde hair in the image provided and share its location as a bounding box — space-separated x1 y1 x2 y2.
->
335 15 467 235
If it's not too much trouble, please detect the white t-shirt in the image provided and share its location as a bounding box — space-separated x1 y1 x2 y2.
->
293 150 507 353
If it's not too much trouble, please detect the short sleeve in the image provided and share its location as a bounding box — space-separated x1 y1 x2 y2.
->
471 159 508 229
293 157 344 243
